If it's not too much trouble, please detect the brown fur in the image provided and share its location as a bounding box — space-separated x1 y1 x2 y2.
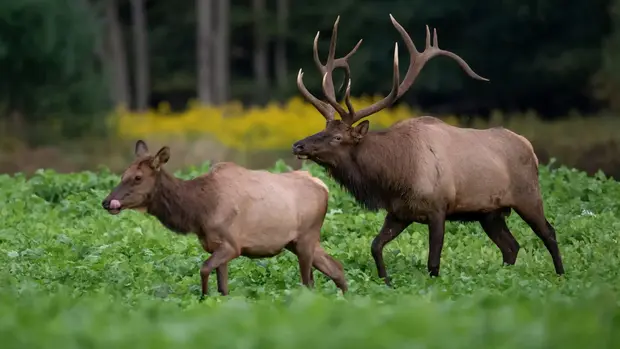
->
292 15 564 284
102 140 347 298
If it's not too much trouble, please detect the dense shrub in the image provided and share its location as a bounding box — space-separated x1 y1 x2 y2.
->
1 161 620 347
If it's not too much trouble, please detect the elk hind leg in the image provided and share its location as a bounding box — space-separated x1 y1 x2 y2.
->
312 244 348 293
513 199 565 275
479 210 520 265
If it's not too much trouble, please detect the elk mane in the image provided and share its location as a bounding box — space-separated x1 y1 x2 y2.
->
326 131 429 212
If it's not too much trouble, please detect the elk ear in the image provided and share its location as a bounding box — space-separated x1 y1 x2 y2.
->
352 120 369 139
150 146 170 170
135 140 149 157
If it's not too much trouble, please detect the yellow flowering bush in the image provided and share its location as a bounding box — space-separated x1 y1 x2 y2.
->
109 95 460 151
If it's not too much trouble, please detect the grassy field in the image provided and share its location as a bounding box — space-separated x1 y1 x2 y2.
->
1 159 620 348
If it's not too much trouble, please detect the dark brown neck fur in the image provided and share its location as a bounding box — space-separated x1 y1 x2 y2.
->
324 131 412 212
146 170 204 235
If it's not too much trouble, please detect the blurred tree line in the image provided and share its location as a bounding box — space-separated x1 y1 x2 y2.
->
0 0 619 143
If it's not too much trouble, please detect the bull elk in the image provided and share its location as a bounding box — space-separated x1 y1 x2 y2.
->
102 140 347 298
292 15 565 285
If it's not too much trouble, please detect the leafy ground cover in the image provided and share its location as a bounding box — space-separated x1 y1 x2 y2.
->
1 160 620 348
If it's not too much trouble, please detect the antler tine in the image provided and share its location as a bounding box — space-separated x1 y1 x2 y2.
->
314 35 361 97
391 16 489 101
312 31 323 72
319 15 341 106
317 16 363 121
304 19 344 122
299 16 364 122
346 42 401 125
325 16 340 68
336 66 350 95
433 49 490 83
296 69 334 121
322 73 350 118
343 14 489 126
426 25 432 50
335 39 363 93
343 39 363 60
343 78 355 118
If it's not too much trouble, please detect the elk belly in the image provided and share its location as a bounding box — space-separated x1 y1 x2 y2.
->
239 227 298 258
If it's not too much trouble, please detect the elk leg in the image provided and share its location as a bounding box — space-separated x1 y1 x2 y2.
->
479 212 520 265
215 264 229 296
298 249 315 289
427 215 446 277
371 213 412 286
287 241 315 289
309 267 315 285
514 205 565 275
199 244 239 300
501 225 521 257
312 245 348 293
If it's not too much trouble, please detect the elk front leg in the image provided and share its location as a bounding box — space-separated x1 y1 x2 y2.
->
370 213 412 287
427 215 446 277
200 243 238 300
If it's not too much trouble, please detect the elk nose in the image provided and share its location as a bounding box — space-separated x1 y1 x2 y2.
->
292 142 304 153
102 199 110 210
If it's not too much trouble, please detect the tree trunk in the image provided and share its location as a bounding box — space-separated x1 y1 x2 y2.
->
592 0 620 112
130 0 150 112
9 110 25 141
275 0 288 90
197 0 214 105
252 0 269 104
212 0 230 105
105 0 130 109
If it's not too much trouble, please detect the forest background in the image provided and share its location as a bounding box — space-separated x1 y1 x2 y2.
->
1 0 620 178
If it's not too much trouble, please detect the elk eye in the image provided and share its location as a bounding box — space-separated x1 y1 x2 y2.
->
333 135 342 141
134 175 142 182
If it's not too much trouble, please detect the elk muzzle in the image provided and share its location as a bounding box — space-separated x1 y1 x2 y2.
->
102 198 122 215
292 141 309 160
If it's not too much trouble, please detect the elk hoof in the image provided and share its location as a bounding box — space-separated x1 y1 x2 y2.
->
428 267 440 277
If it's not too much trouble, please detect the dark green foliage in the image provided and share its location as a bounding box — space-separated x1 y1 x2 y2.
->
28 167 119 203
593 0 620 112
1 160 620 347
0 0 110 142
146 0 611 117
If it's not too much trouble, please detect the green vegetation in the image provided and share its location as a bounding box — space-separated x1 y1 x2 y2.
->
1 160 620 348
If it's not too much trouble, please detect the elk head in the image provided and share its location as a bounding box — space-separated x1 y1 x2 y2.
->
291 14 488 167
102 140 170 215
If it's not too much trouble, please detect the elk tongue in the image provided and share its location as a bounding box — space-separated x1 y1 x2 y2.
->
109 199 122 210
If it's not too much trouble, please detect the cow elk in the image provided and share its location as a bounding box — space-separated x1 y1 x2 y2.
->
292 15 565 285
102 140 347 298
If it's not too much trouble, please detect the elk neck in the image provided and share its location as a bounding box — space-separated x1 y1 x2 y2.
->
146 169 204 235
326 131 406 212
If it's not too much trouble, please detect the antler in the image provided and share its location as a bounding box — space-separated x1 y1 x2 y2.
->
298 14 489 126
296 16 363 121
342 14 489 125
